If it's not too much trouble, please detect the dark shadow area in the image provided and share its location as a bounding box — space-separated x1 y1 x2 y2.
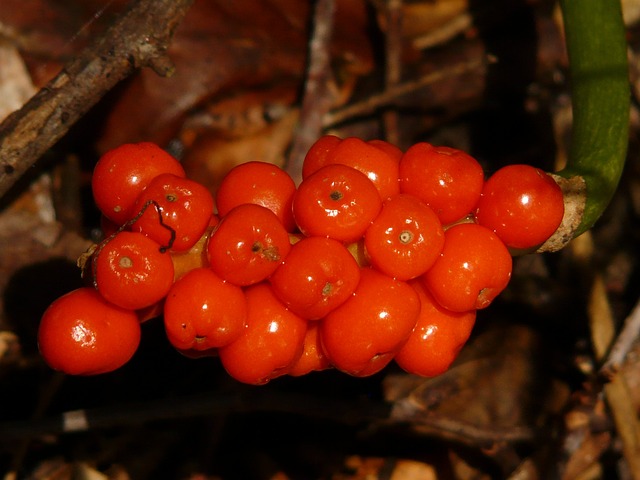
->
3 257 85 356
466 0 557 172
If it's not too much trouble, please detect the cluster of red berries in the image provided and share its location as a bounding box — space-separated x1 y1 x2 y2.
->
37 137 565 384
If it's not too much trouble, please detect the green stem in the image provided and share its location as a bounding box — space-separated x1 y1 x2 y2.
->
558 0 630 235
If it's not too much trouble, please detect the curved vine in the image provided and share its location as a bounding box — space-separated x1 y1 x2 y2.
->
542 0 630 251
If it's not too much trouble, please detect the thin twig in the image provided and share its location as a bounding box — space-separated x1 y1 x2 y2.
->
285 0 336 185
0 388 391 441
391 398 538 448
0 0 195 200
324 55 493 128
381 0 403 146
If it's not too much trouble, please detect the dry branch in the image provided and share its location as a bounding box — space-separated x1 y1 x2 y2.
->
0 0 195 200
285 0 336 185
324 55 491 127
381 0 403 146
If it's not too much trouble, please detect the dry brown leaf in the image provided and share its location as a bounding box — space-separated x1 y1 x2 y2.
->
390 459 438 480
385 323 560 449
334 456 437 480
448 449 493 480
95 0 373 152
0 0 130 85
0 0 373 155
0 40 36 120
181 108 299 194
561 431 611 480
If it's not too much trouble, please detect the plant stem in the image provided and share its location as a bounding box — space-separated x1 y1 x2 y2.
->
558 0 630 235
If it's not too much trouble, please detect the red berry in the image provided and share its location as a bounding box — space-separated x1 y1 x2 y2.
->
163 268 247 351
364 194 444 280
475 165 564 249
38 288 141 375
269 236 361 320
422 223 512 312
302 135 343 179
326 137 400 200
399 143 484 225
293 164 382 243
320 268 420 377
132 173 215 252
207 204 291 286
92 142 186 225
94 231 174 310
395 281 476 377
216 161 297 232
367 139 403 161
218 282 307 385
288 322 331 377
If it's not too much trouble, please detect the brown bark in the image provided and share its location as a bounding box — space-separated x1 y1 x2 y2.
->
0 0 194 199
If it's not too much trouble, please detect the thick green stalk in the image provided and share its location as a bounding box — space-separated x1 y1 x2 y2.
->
559 0 630 235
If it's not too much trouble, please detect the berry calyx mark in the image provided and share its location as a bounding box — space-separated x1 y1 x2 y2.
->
119 256 133 269
322 282 333 297
477 288 493 309
251 242 281 262
399 230 413 244
330 190 343 201
165 193 178 202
